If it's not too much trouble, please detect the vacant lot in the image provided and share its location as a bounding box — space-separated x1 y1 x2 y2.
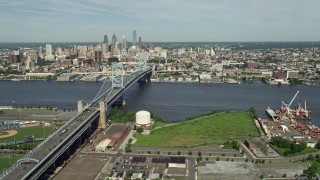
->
54 155 108 180
134 111 260 147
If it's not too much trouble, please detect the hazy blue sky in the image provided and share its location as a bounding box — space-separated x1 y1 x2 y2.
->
1 0 320 42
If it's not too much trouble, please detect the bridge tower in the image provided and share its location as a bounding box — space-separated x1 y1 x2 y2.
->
98 100 107 129
112 63 124 88
77 100 84 113
136 53 148 71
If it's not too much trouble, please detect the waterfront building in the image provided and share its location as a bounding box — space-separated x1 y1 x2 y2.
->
56 73 77 81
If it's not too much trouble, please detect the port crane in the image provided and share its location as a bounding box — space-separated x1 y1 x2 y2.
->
280 91 299 120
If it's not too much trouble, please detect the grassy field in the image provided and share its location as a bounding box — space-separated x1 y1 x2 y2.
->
0 154 24 173
0 126 53 143
0 131 9 136
134 111 260 147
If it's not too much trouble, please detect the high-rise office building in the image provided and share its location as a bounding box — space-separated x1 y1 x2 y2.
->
104 35 108 44
112 34 117 43
133 30 137 45
121 35 127 50
138 37 142 49
46 43 52 56
94 51 102 62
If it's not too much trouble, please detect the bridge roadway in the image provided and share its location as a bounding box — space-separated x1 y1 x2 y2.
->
1 69 152 180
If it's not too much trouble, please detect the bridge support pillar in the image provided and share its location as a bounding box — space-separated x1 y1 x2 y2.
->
98 101 107 129
52 162 56 169
88 125 92 134
78 135 82 144
77 100 84 113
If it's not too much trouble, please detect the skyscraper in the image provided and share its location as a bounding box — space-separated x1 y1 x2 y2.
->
112 34 117 43
138 37 142 49
133 30 137 45
121 35 127 50
46 43 52 56
104 35 108 44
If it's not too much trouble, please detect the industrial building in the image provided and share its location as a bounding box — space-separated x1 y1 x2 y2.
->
95 123 130 151
96 139 112 152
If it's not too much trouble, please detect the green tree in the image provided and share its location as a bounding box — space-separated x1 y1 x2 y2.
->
315 140 320 149
185 62 193 69
137 127 144 134
307 154 314 161
304 162 320 179
197 155 202 162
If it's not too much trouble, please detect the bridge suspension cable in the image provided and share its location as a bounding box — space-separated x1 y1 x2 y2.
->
90 74 110 105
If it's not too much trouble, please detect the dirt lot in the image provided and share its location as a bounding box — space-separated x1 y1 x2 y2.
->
53 155 108 180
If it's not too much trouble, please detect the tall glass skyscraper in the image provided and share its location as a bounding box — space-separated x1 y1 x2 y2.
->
104 35 108 44
112 34 117 43
121 35 127 50
133 30 137 45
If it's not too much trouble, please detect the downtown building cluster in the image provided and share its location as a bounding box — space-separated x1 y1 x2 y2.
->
0 40 320 84
0 30 147 80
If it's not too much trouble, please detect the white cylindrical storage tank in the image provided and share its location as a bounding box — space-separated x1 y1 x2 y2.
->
136 110 151 127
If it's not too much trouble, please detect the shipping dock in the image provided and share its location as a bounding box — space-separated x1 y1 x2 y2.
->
266 91 311 122
262 91 319 143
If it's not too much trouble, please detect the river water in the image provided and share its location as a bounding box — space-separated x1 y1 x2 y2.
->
0 81 319 125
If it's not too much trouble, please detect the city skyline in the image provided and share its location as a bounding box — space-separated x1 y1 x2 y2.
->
1 0 320 42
